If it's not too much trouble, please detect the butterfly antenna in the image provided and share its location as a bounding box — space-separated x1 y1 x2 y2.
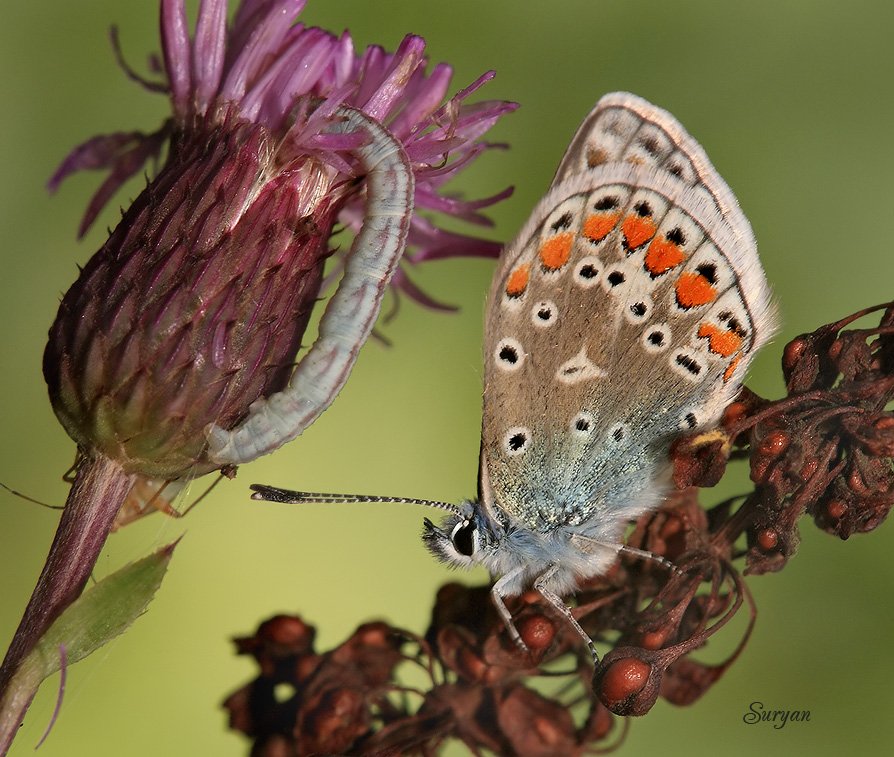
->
250 484 464 516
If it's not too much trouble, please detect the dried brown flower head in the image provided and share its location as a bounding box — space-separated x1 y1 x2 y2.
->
225 302 894 753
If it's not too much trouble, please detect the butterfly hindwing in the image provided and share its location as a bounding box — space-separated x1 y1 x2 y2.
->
480 93 776 536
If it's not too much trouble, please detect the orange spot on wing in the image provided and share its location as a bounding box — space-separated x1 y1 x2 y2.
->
539 232 573 270
505 263 530 297
621 215 657 250
675 272 717 308
723 355 742 383
644 237 685 275
697 323 744 357
583 213 619 243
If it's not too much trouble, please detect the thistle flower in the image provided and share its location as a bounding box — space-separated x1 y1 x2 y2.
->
45 0 516 481
0 1 515 749
224 301 894 752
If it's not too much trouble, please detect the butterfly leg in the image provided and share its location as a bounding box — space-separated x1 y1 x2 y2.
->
533 566 599 662
491 570 531 654
616 543 682 577
205 106 415 465
573 533 682 577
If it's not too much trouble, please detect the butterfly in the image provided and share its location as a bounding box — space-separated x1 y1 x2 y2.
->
252 92 777 657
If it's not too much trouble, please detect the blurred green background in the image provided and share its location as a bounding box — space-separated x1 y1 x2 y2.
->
2 0 893 754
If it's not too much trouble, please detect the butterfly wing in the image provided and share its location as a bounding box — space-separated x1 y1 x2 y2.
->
480 92 776 537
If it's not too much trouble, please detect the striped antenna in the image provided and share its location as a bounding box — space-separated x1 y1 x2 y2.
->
250 484 463 516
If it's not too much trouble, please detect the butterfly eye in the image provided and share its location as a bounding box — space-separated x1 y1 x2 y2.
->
450 519 478 557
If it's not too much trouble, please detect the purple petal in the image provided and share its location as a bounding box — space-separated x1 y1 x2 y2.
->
160 0 192 116
408 234 503 262
283 82 355 152
330 31 355 88
431 70 498 120
48 132 146 192
302 142 355 175
351 45 387 111
415 141 490 180
360 35 427 122
229 0 305 57
75 128 169 238
391 268 459 312
415 184 514 225
220 1 304 101
403 135 468 165
405 215 504 262
255 30 337 124
425 99 519 145
454 100 520 140
387 62 453 139
192 0 228 113
237 26 342 125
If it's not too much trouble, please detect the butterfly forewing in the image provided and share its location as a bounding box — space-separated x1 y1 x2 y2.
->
480 93 776 534
552 93 746 230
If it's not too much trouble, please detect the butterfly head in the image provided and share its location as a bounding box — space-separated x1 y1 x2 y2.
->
421 500 503 568
421 498 576 590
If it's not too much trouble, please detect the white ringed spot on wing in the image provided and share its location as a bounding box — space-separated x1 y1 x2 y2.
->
670 348 706 382
641 323 672 353
503 427 532 457
679 410 699 431
531 300 558 328
572 256 602 288
601 260 636 296
624 295 652 324
494 337 525 372
570 411 596 437
606 422 629 444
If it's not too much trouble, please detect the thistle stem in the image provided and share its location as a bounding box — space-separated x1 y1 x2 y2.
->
0 453 134 754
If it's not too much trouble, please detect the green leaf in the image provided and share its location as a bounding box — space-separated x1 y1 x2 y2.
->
25 540 178 677
0 541 178 749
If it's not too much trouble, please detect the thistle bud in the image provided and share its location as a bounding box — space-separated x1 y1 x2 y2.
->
45 121 335 478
